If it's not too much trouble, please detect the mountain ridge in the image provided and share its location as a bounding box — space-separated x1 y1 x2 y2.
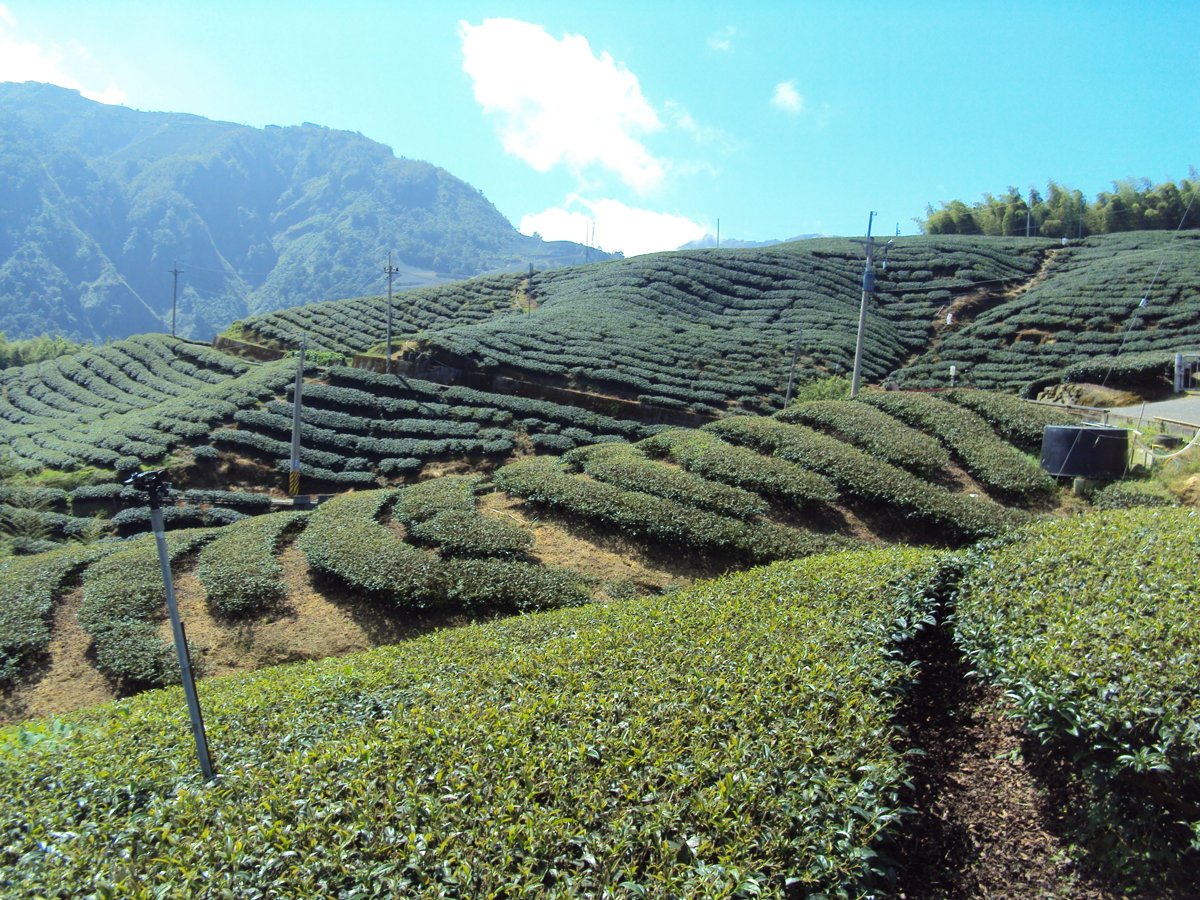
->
0 82 612 343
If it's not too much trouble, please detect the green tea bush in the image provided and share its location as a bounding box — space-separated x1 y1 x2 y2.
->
196 512 309 616
77 528 217 685
0 546 939 897
494 456 852 563
705 416 1021 541
393 475 480 524
860 392 1056 501
0 544 114 683
777 400 950 476
297 489 440 607
943 389 1079 453
410 509 533 559
564 443 768 519
1089 479 1176 510
638 428 838 508
441 556 587 610
954 508 1200 862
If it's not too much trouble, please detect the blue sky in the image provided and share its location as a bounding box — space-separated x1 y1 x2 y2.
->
2 1 1196 256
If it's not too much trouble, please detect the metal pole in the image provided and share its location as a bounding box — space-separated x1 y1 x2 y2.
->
130 475 214 782
850 212 876 398
289 335 306 497
783 333 802 408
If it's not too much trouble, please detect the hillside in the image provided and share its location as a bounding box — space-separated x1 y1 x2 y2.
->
0 82 611 343
228 231 1200 407
1 508 1197 895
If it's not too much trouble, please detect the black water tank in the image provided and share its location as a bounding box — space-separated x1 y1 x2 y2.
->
1040 425 1130 478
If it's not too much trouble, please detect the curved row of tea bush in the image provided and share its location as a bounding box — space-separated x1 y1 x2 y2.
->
195 512 309 617
393 476 533 559
0 546 941 897
777 399 951 477
637 428 838 508
494 456 853 563
298 488 584 613
0 543 115 683
76 528 218 685
563 443 768 519
954 507 1200 859
943 389 1079 454
860 392 1056 501
705 416 1022 541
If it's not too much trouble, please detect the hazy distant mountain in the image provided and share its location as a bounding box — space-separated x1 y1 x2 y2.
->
677 233 825 250
0 82 612 342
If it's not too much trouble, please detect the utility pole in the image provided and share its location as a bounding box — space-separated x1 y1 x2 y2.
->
289 334 306 498
850 212 877 398
170 261 182 338
782 331 803 408
716 218 720 249
384 253 399 374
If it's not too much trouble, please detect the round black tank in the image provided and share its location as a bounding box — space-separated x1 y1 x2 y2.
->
1040 425 1130 479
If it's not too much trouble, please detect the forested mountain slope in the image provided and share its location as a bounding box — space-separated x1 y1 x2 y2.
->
0 82 609 343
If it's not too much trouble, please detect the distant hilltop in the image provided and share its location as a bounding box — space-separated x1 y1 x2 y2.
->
677 233 825 250
0 81 611 343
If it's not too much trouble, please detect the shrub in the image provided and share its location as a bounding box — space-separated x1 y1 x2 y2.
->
196 512 309 617
858 392 1056 502
297 489 440 607
77 528 217 685
638 428 837 508
705 416 1023 540
1089 479 1176 510
564 443 768 519
0 546 940 897
943 389 1079 454
777 400 950 476
954 508 1200 865
393 476 481 525
410 510 533 559
0 544 114 683
494 456 852 563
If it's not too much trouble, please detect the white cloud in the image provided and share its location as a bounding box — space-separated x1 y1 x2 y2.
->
0 5 126 104
708 26 737 52
771 80 805 115
521 195 706 257
460 18 666 193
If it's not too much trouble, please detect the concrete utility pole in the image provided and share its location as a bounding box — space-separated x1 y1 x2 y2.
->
289 334 306 497
170 261 182 337
782 332 803 408
850 212 877 398
384 253 399 375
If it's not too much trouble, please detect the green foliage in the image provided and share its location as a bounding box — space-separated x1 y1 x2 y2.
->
409 509 533 559
895 232 1200 394
859 392 1055 501
1088 479 1176 510
564 443 768 519
196 512 308 617
705 416 1022 541
299 486 580 613
494 455 853 564
943 389 1079 453
921 176 1200 237
393 475 480 525
778 399 951 477
0 545 939 897
638 428 838 508
0 544 114 683
789 374 852 402
76 528 217 685
954 508 1200 866
0 331 84 369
